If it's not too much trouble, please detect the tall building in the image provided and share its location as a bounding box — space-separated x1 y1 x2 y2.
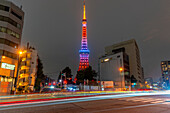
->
78 0 90 71
105 39 143 85
0 0 24 95
17 44 38 93
161 61 170 87
99 49 131 90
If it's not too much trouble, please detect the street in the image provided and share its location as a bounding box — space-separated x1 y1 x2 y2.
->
1 92 170 113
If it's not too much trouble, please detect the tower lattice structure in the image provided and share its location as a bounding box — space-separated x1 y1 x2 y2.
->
78 0 90 71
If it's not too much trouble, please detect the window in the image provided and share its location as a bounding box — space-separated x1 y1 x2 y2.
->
16 34 19 38
0 5 9 12
0 26 20 39
0 27 6 33
0 38 18 49
168 65 170 69
27 53 31 59
7 29 12 34
11 11 22 20
0 15 21 29
0 38 5 43
26 61 31 66
0 50 3 55
0 49 17 59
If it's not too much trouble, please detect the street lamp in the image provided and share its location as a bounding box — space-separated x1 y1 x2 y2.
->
119 67 123 72
119 67 123 91
19 51 23 55
2 56 6 59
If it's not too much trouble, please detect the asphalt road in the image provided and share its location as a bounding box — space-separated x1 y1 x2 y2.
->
1 93 170 113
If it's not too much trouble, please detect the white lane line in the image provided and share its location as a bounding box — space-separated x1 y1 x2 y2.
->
119 97 165 104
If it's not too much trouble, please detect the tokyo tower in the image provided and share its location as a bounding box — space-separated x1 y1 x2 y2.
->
78 0 90 71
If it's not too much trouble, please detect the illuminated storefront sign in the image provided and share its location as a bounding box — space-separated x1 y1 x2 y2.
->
1 63 15 70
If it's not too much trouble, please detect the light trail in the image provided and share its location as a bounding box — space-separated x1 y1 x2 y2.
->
0 91 170 111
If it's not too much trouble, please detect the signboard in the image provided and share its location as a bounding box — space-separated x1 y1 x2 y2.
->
1 63 15 70
101 81 114 88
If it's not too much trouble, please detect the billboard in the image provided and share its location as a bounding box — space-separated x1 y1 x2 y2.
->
1 63 15 70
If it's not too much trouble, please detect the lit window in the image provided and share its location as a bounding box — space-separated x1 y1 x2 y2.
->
4 78 7 82
104 58 109 62
7 29 12 34
1 77 3 82
16 33 20 38
1 27 6 33
168 65 170 69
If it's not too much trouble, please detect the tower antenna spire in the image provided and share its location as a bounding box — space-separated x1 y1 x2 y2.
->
83 0 86 20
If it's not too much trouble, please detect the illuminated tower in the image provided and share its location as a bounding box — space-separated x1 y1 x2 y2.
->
78 0 90 71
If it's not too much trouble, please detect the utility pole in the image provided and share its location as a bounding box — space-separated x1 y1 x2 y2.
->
64 72 67 90
60 72 62 89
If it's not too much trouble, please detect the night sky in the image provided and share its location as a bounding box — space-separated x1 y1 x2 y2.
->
9 0 170 81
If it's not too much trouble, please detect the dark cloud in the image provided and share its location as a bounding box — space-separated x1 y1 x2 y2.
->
9 0 170 81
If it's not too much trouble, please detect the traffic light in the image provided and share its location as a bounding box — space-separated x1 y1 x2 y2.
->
64 80 67 84
53 82 56 85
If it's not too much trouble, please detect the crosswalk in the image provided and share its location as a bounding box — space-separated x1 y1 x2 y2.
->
117 97 170 104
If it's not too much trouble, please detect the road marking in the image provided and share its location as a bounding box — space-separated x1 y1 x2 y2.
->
118 97 165 104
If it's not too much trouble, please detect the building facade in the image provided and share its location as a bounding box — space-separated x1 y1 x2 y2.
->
105 39 144 86
0 0 24 95
161 61 170 88
99 49 131 90
17 45 38 93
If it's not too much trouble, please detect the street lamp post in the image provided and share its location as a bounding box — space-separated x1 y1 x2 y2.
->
14 50 23 95
119 67 123 91
64 73 67 90
60 72 62 89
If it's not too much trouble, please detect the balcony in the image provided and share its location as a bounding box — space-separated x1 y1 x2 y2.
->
19 74 29 78
19 81 29 86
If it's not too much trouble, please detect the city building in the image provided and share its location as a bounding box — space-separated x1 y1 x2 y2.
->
105 39 144 86
99 48 131 91
17 43 38 93
0 0 24 95
161 61 170 87
78 0 90 71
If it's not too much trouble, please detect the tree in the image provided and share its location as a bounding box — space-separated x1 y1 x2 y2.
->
57 67 73 84
76 66 97 85
34 57 45 91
